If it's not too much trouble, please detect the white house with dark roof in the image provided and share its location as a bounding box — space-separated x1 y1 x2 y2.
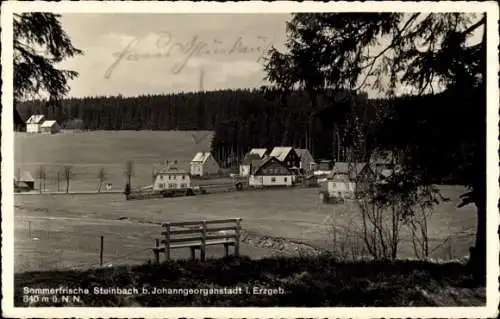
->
26 114 45 133
248 156 294 187
40 120 61 134
190 151 220 177
153 166 191 191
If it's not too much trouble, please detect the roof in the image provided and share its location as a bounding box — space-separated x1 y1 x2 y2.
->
157 166 188 175
15 181 31 188
330 162 368 181
40 120 58 128
295 148 316 164
241 153 262 165
251 156 291 175
26 114 45 124
19 171 34 182
269 146 294 162
248 148 268 158
191 152 212 163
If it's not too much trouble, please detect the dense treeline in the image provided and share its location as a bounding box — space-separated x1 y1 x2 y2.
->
17 88 374 164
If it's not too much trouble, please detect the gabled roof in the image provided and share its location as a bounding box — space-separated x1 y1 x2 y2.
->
251 156 291 175
40 120 58 128
269 146 294 162
191 152 212 163
241 153 262 165
19 171 34 182
248 148 268 159
330 162 368 181
26 114 45 124
295 148 316 163
157 166 188 175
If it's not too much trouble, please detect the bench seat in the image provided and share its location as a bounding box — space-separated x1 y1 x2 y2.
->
153 239 236 252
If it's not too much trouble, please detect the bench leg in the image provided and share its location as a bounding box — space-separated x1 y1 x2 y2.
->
190 247 196 260
224 244 229 257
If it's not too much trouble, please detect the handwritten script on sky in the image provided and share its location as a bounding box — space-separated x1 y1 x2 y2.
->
105 32 274 79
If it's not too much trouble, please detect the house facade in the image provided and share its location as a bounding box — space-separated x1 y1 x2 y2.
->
26 114 45 133
295 148 317 172
326 162 374 199
190 152 220 177
239 153 262 177
249 156 293 187
40 120 61 134
153 167 191 191
269 146 301 169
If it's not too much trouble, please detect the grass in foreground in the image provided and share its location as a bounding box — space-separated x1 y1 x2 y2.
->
15 255 485 307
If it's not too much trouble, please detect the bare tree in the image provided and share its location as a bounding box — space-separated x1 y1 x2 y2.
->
63 165 72 193
124 160 134 189
36 165 46 193
97 167 107 192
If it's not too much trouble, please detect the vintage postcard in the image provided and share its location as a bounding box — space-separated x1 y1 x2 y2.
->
1 1 499 318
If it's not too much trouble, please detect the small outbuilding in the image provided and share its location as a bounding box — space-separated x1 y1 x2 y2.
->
40 120 61 134
26 114 45 133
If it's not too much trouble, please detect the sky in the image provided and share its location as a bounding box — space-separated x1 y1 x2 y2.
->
57 14 291 98
56 13 484 99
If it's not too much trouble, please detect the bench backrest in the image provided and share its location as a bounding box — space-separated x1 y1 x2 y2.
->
161 218 242 245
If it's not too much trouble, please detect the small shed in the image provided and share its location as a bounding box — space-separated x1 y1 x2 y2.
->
326 162 374 199
40 120 61 134
19 171 35 190
190 151 220 177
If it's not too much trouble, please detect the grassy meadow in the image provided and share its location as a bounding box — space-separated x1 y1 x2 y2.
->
13 130 477 274
15 130 214 192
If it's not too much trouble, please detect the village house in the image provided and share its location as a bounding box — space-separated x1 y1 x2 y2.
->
25 114 45 133
295 148 317 173
239 152 262 177
326 162 374 199
16 171 35 190
153 166 191 191
40 120 61 134
249 156 294 187
269 146 301 169
369 150 398 175
190 151 220 177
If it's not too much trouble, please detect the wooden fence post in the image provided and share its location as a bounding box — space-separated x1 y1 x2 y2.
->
164 223 171 261
201 221 207 261
100 235 104 267
235 218 241 257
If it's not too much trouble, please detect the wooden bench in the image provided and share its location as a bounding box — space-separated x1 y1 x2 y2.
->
152 218 242 263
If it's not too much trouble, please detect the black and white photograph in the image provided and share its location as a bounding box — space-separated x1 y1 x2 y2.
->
1 1 499 318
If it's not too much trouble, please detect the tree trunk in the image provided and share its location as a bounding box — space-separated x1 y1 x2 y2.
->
469 202 486 283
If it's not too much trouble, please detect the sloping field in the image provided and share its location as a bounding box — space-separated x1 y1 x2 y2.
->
14 130 213 192
14 186 476 273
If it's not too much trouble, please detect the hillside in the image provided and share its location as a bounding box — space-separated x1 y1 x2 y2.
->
15 256 485 307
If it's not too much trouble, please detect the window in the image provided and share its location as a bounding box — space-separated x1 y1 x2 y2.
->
172 175 176 180
180 183 187 188
284 177 287 182
168 183 176 189
182 175 185 180
271 177 276 182
168 175 171 180
159 175 163 180
159 183 164 189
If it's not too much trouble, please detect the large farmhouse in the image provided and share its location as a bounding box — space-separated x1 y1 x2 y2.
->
249 156 294 187
153 166 191 191
26 114 45 133
190 151 220 177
